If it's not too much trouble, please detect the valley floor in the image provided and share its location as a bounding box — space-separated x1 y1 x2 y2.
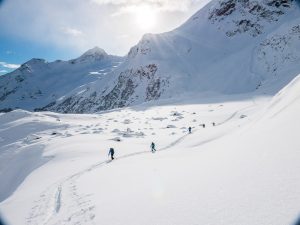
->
0 90 300 225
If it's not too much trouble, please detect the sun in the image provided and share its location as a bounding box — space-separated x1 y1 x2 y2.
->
135 6 157 30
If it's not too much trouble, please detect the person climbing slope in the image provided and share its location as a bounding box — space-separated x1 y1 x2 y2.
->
188 127 192 134
150 142 156 153
108 147 115 160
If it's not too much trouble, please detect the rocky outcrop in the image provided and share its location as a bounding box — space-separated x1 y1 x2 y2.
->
42 64 168 113
254 24 300 76
209 0 294 37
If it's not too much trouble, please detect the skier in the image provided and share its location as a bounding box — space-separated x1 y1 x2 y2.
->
150 142 156 153
108 147 115 160
188 127 192 134
212 122 216 126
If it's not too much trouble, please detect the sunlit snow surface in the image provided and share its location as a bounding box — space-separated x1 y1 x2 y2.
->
1 75 300 225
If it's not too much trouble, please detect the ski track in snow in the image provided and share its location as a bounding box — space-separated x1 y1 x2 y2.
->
54 186 62 214
217 104 254 126
25 129 209 225
27 167 99 225
160 132 191 151
26 103 256 225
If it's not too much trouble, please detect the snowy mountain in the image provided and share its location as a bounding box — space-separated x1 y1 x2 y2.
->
1 1 300 224
42 0 300 113
1 0 300 114
0 47 124 112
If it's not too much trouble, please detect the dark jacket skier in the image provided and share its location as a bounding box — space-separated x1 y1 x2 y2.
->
188 127 192 133
108 148 115 160
151 142 156 153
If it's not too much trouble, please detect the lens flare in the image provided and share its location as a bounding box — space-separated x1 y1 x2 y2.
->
135 6 157 30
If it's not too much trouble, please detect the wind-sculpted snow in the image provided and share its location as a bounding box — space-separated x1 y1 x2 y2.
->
0 110 63 202
264 74 300 118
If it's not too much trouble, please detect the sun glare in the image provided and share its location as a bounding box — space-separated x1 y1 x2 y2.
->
135 6 157 30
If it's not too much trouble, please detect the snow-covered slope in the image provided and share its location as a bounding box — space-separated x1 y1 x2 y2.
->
0 47 124 112
44 0 300 113
0 73 300 225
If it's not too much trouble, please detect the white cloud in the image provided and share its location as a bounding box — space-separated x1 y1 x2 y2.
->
5 50 14 55
91 0 201 13
0 0 208 56
61 27 84 37
117 34 130 39
0 69 8 73
0 62 20 69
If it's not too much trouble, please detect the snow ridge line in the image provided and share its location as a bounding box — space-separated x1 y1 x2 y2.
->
218 104 255 126
160 132 192 151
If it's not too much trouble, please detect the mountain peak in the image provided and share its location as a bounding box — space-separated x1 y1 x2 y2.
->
26 58 46 65
81 47 108 57
73 47 109 63
18 58 46 73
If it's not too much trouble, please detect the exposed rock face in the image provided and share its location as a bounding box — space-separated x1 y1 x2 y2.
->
209 0 294 37
254 24 300 76
128 35 152 58
42 64 168 113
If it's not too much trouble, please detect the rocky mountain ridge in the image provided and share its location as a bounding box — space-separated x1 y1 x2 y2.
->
0 47 124 112
1 0 300 113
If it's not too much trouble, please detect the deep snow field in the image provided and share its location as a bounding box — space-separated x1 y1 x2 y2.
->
1 76 300 225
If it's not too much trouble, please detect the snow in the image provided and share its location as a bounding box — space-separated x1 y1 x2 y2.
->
1 74 300 225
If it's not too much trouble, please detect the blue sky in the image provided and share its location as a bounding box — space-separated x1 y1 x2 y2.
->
0 0 208 74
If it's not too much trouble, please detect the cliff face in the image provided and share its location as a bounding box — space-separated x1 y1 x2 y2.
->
43 64 168 113
208 0 294 36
